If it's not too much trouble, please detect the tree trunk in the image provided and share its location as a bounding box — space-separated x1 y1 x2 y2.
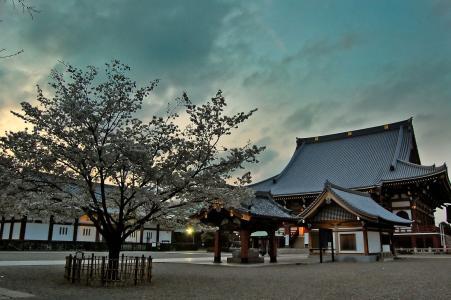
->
106 238 122 281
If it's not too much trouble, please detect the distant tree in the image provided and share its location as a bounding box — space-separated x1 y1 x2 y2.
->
0 60 264 261
0 0 38 58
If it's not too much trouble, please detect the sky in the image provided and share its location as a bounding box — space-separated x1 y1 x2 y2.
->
1 0 450 221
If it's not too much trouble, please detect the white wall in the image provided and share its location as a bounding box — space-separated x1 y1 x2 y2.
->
52 224 74 241
143 230 157 244
24 223 49 241
2 223 10 240
11 223 21 240
368 231 381 253
391 201 411 208
76 225 96 242
159 230 172 243
125 230 141 243
338 231 364 253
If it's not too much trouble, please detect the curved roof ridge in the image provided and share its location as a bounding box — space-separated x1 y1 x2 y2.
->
296 118 412 144
390 125 404 171
272 142 305 183
325 181 372 197
396 159 446 171
247 175 277 189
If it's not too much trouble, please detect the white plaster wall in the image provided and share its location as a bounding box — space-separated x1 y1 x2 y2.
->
391 201 411 208
12 223 21 240
76 225 96 242
143 230 157 244
159 230 172 243
125 231 141 243
24 223 49 241
368 231 381 253
304 233 309 245
2 223 10 239
338 231 364 253
52 224 74 241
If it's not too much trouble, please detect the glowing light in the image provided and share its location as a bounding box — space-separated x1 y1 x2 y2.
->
186 227 194 235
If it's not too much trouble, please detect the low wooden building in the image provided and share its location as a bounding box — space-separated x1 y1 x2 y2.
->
300 182 411 261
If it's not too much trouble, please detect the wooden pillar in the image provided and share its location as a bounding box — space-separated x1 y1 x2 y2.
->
72 218 79 243
363 227 369 255
389 232 395 255
410 235 417 248
330 230 335 263
9 217 15 240
139 226 144 244
0 216 5 240
19 216 27 240
47 215 54 242
319 230 323 263
268 231 277 263
95 227 101 242
213 229 221 263
240 229 249 263
156 224 160 248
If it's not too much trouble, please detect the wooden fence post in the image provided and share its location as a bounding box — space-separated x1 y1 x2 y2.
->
147 256 152 282
134 257 139 285
101 256 106 286
71 256 77 283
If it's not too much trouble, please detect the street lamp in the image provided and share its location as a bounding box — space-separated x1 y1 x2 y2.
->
186 227 195 245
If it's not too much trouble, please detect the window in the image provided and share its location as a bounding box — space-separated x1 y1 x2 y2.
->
82 228 91 236
59 227 68 235
340 234 356 251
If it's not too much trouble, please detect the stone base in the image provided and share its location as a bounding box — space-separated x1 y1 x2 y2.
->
226 256 264 264
227 248 264 264
335 255 378 263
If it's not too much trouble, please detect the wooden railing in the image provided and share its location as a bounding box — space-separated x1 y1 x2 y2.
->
64 253 152 286
396 247 451 255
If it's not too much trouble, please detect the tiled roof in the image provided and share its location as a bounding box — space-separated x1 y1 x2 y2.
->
250 119 447 196
237 192 297 220
328 183 411 225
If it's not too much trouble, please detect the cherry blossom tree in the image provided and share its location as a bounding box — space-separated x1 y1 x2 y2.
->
0 60 264 260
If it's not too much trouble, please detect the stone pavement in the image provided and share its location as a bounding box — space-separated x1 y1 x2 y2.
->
0 287 34 299
0 253 312 267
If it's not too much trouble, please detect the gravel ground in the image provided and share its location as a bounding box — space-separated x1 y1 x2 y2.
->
0 258 450 300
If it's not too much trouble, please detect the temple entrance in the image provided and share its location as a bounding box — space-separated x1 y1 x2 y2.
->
318 228 335 263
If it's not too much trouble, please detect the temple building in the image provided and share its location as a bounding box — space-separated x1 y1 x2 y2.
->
250 118 451 250
300 182 411 261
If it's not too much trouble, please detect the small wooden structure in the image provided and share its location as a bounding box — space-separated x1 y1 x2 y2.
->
300 182 412 262
195 192 298 263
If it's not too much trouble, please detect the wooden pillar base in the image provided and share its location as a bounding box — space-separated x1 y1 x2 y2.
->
268 231 277 263
240 229 249 264
213 229 221 263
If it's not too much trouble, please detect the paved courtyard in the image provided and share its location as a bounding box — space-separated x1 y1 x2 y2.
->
0 251 450 299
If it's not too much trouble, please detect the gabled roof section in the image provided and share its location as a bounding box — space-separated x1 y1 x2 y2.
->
236 191 298 220
301 182 411 226
250 118 448 196
381 160 447 182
